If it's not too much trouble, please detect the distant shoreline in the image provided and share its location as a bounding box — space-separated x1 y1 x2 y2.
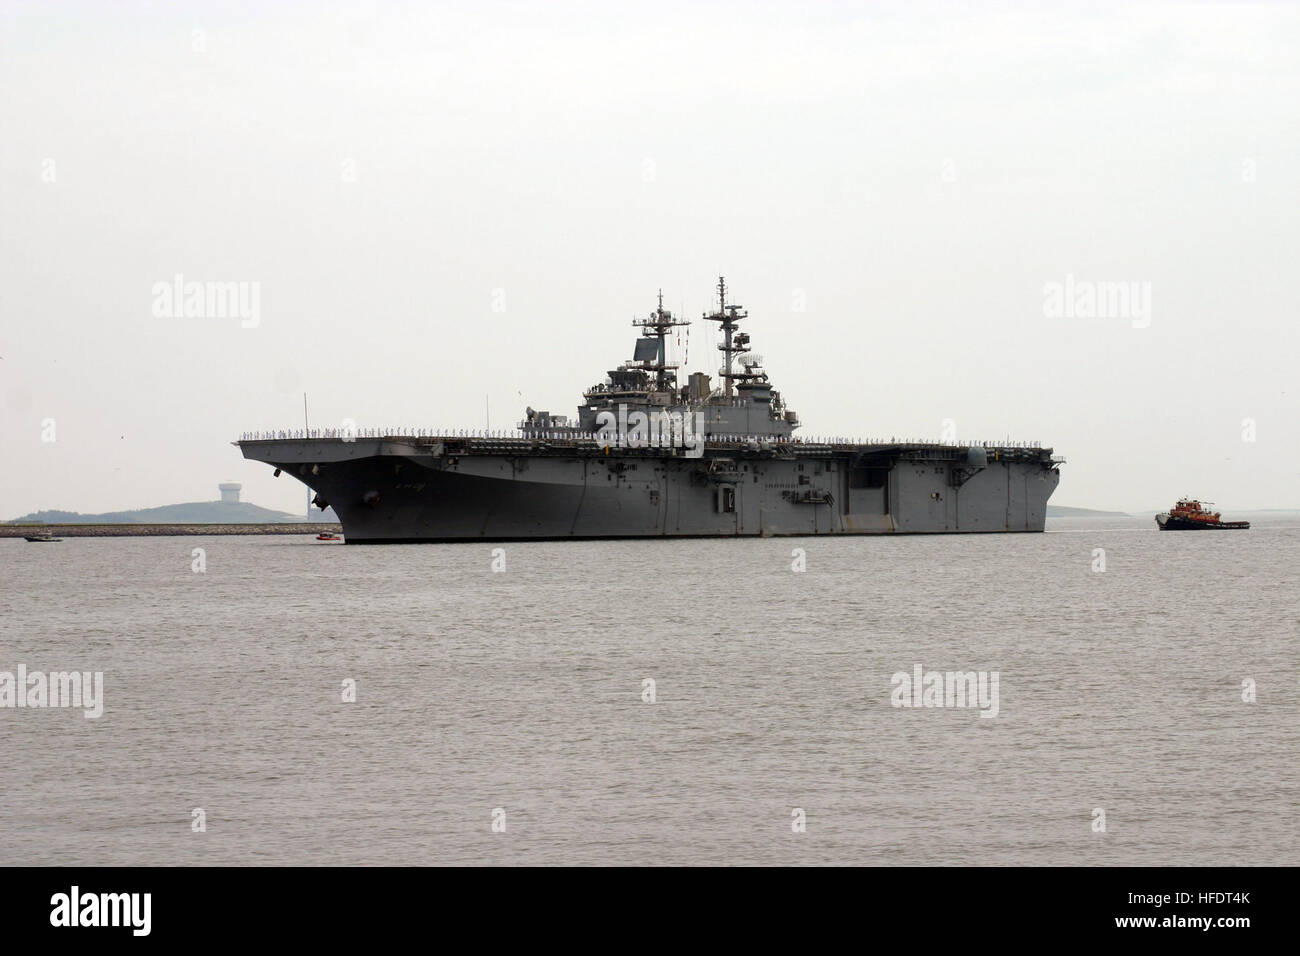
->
0 523 342 538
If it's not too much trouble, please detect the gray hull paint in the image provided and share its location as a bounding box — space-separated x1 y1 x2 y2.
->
240 437 1060 542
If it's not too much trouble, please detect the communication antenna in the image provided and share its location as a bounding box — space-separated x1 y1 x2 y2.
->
702 277 748 397
630 288 691 392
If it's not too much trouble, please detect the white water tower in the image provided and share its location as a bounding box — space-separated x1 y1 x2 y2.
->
218 482 241 504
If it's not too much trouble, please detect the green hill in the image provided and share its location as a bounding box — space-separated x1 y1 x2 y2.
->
1045 505 1130 517
9 501 304 524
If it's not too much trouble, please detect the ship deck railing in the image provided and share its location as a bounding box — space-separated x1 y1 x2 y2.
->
237 428 1054 457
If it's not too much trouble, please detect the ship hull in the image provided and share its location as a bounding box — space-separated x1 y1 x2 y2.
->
1156 514 1249 530
239 437 1060 542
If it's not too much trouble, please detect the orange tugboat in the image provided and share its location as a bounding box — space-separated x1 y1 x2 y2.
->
1156 498 1249 530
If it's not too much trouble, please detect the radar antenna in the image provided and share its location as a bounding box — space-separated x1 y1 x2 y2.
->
630 288 691 392
702 276 750 397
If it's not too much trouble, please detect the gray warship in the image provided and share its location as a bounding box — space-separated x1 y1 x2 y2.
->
237 279 1062 542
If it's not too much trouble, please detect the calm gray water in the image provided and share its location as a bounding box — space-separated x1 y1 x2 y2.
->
2 515 1297 866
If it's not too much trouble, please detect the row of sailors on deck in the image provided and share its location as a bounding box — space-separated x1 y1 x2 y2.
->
240 429 1044 449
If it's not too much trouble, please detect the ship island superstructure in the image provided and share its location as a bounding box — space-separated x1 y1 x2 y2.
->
237 279 1062 542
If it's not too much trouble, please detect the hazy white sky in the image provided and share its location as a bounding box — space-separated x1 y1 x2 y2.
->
2 1 1297 516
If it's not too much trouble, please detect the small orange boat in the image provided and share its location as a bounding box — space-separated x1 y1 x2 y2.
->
316 531 342 541
1156 498 1249 531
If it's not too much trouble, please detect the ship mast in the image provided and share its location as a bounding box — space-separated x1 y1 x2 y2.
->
631 288 691 393
703 276 748 397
